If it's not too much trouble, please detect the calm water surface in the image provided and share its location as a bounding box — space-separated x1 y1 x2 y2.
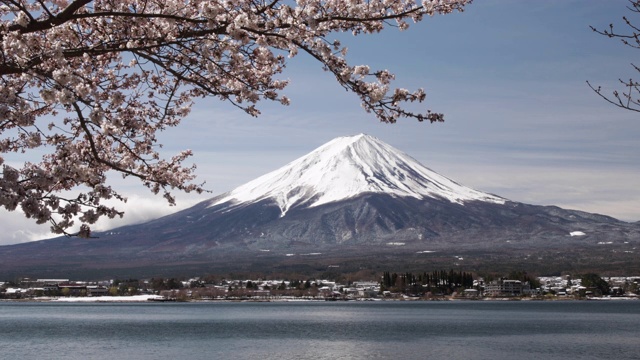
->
1 300 638 359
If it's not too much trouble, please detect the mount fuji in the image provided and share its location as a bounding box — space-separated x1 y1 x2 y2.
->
0 134 638 278
208 134 505 217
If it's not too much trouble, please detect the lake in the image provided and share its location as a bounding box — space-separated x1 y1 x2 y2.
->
1 300 638 359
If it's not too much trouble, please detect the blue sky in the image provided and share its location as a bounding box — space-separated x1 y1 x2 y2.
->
1 0 639 245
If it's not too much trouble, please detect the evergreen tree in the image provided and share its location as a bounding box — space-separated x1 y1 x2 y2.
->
581 273 610 296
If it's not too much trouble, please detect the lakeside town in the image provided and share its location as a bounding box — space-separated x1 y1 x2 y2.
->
2 273 639 301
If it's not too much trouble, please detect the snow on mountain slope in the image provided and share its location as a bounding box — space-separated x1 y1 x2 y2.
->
209 134 505 216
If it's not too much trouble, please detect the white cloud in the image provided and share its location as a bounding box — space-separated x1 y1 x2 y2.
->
0 210 57 245
0 194 200 246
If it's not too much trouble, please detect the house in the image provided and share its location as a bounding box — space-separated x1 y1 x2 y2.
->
3 288 25 299
57 283 87 296
87 286 109 297
463 289 480 297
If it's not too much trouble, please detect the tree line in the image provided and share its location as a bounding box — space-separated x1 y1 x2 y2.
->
380 270 474 295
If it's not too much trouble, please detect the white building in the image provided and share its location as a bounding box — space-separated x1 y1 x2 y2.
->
484 280 531 297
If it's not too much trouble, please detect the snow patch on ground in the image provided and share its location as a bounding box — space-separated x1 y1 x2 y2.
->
51 295 164 302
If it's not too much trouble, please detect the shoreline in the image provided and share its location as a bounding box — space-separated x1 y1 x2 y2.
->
2 295 639 303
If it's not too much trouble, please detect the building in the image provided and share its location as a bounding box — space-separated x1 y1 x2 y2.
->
484 279 531 297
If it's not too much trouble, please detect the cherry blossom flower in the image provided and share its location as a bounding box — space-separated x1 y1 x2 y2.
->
0 0 470 237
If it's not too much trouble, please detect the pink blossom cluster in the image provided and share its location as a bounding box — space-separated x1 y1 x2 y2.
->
0 0 469 236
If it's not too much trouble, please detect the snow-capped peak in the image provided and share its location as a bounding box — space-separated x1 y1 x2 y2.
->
209 134 505 216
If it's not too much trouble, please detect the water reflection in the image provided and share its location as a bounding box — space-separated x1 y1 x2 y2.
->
1 301 639 360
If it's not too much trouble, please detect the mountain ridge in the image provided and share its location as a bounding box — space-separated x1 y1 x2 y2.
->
0 134 638 278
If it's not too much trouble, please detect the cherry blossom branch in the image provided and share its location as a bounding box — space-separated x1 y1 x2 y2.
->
589 0 640 112
1 0 470 236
